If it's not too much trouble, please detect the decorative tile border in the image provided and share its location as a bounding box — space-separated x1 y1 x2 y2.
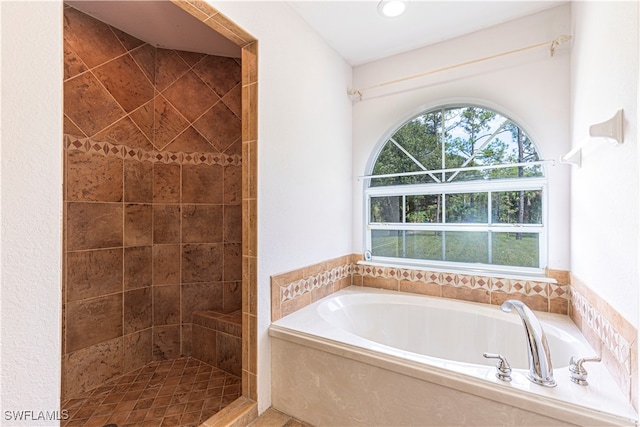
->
280 264 353 303
273 256 569 316
64 134 241 167
351 263 568 301
571 289 631 374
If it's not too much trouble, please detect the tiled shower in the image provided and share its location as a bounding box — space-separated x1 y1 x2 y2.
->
62 2 242 405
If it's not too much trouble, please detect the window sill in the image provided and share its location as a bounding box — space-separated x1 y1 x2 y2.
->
356 259 557 284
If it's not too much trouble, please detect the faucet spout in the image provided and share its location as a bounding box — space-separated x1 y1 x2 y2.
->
501 300 556 387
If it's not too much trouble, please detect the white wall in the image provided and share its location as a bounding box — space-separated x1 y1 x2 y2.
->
570 1 639 327
352 5 572 271
209 1 353 412
0 1 63 425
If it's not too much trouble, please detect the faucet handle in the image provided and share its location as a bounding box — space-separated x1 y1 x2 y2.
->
569 355 601 385
483 352 512 382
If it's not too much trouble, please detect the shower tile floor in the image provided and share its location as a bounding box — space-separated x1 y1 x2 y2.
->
61 357 241 427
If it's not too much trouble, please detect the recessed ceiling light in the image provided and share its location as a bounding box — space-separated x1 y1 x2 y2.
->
378 0 406 18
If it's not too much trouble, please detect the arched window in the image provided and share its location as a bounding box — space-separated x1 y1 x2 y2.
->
365 105 548 275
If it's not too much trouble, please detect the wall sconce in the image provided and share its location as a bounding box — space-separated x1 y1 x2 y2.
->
560 109 624 167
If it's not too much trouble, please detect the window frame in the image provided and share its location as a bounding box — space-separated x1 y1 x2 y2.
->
363 105 549 277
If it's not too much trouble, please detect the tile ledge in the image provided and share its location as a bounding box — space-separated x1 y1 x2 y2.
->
356 260 558 284
200 396 257 427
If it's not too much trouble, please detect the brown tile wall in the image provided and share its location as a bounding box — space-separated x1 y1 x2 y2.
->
192 311 242 377
62 4 242 399
170 0 261 404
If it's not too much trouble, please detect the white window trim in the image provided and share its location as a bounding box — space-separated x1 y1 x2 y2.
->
364 178 549 277
366 176 546 196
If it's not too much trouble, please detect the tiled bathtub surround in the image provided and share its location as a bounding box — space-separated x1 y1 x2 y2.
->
63 4 242 400
353 263 571 314
271 254 570 321
271 255 353 321
280 264 353 303
570 274 638 411
271 255 637 410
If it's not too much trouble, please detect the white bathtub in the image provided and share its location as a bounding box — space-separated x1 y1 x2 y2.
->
270 286 638 426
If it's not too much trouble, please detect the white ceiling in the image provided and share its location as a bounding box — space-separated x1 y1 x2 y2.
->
66 0 242 58
288 1 567 66
67 1 566 66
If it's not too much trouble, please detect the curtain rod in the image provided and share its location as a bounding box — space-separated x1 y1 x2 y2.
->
348 35 572 101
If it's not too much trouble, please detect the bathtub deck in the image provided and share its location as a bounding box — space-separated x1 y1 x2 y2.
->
270 286 638 426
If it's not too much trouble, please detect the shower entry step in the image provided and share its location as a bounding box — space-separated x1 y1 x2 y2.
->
191 310 242 377
61 357 241 427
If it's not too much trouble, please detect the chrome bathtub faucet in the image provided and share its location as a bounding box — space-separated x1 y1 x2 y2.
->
501 300 557 387
569 355 601 385
483 352 512 382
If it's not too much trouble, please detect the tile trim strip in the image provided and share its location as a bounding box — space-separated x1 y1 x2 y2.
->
571 289 631 373
64 134 241 167
279 261 569 304
354 264 568 299
280 264 353 303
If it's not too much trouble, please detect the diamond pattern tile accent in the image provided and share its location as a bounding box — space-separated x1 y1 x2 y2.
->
280 264 351 303
277 258 570 316
64 135 241 167
549 284 570 299
571 290 631 374
61 357 241 427
475 276 490 290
